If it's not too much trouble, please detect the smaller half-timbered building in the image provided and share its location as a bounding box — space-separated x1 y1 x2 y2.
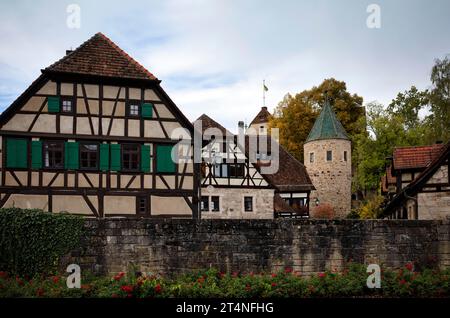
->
0 33 198 218
382 142 450 219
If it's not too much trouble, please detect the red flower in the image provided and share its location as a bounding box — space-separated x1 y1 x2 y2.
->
249 272 254 277
399 279 406 285
120 285 133 293
219 272 225 279
197 277 205 284
154 284 162 294
111 293 119 298
318 272 326 278
52 276 60 284
405 263 414 271
0 271 7 279
245 284 252 291
232 272 239 278
271 273 277 278
271 282 277 287
16 277 24 286
114 272 125 281
36 288 45 297
285 267 293 274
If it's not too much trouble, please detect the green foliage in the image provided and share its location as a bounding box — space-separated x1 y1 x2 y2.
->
0 208 84 277
269 78 365 161
1 263 450 298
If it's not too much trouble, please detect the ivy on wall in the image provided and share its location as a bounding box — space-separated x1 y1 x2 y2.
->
0 208 84 277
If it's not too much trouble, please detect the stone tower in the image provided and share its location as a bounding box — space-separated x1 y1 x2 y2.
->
303 98 351 217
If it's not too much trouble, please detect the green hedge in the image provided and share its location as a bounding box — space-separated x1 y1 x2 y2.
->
0 208 84 277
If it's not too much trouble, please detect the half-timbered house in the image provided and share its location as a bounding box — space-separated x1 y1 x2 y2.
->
382 142 450 219
0 33 199 218
196 114 314 219
196 114 274 219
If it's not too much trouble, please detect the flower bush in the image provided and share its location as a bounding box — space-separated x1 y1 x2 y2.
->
0 263 449 298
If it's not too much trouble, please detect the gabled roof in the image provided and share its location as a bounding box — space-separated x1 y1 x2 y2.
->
245 136 315 192
250 107 272 125
305 98 349 143
195 114 233 136
393 144 445 170
44 32 158 81
383 141 450 215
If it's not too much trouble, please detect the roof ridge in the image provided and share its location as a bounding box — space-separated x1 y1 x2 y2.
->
96 32 157 80
43 32 157 81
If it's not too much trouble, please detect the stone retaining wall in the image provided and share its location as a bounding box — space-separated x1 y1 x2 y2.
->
66 219 450 275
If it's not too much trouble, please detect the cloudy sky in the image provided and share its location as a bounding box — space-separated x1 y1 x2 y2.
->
1 0 449 131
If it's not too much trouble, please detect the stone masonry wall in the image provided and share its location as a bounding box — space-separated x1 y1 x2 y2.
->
304 139 352 217
66 219 450 276
201 188 274 219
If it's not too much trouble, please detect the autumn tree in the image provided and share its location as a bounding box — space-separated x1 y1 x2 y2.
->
269 78 365 161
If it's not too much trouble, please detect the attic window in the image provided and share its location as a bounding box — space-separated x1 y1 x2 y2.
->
127 100 140 117
61 98 73 113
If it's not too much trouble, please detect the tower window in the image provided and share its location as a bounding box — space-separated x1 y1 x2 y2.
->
326 150 332 161
344 151 347 162
309 152 314 163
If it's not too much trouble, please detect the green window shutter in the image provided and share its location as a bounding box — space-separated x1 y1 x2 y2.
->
48 96 60 113
99 144 110 171
31 140 43 169
110 144 121 171
156 145 176 173
6 138 27 168
64 142 79 170
141 145 151 172
141 103 153 118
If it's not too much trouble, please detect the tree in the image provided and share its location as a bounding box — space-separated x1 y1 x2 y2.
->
428 55 450 142
269 78 365 161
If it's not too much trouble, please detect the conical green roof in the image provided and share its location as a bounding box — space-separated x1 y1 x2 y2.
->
305 99 349 143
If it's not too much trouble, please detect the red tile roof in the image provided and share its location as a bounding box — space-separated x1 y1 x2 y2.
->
44 32 157 81
245 136 315 192
381 165 396 193
393 144 445 170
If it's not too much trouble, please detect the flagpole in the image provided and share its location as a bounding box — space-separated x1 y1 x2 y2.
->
263 79 266 107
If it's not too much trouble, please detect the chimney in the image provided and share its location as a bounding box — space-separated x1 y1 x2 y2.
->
238 121 244 130
66 49 73 55
262 106 267 111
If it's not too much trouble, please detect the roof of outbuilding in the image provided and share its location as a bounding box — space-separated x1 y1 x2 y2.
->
44 32 158 81
244 136 315 192
305 98 349 143
393 144 445 170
